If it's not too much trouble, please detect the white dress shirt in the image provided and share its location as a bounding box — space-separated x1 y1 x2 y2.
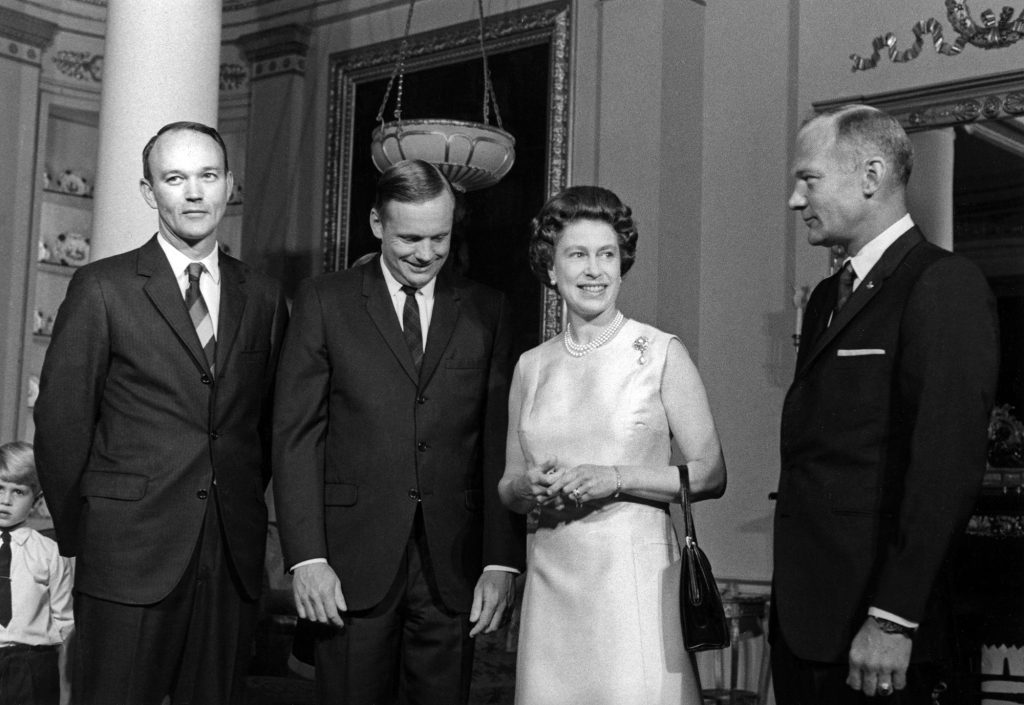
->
0 526 74 647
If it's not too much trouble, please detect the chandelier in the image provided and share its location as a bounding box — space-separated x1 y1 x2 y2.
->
370 0 516 192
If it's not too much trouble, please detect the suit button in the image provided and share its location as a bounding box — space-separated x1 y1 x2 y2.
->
200 374 212 385
417 441 428 452
209 431 219 440
416 395 427 405
196 489 208 500
408 489 421 501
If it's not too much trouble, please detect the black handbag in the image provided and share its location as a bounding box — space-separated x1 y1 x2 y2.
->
677 464 730 652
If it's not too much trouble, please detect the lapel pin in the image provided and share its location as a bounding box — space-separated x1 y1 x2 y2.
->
866 281 875 289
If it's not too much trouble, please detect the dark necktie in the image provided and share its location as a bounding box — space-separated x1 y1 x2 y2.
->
186 263 216 375
0 529 11 627
834 260 856 315
401 285 423 371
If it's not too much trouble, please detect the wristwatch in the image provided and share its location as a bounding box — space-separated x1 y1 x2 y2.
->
871 616 917 639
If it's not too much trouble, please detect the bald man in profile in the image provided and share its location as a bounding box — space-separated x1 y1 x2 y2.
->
772 104 999 703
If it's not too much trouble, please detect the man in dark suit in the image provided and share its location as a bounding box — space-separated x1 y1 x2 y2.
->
772 105 999 703
34 122 288 705
273 159 524 704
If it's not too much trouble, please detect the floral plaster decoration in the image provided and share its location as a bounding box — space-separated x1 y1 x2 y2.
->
851 0 1024 71
220 63 247 91
53 51 103 82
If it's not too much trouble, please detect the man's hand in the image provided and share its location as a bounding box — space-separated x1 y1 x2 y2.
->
468 570 516 638
847 617 913 697
292 562 347 627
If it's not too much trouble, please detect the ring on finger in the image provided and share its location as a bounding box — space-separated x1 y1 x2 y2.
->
878 683 893 696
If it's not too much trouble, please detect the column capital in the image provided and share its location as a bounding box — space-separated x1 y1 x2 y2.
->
237 24 311 80
0 7 58 67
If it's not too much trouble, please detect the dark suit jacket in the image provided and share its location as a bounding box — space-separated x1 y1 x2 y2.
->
774 227 999 663
34 235 288 605
272 257 524 613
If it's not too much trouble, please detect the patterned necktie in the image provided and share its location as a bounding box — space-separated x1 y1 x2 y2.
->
0 529 11 627
186 263 216 375
401 285 423 372
834 260 856 315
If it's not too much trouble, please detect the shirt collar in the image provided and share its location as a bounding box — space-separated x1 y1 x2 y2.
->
846 213 914 281
378 255 437 300
5 524 33 546
156 234 221 284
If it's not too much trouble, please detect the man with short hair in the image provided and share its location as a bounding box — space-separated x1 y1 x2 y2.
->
772 104 1000 703
35 121 288 705
273 159 524 703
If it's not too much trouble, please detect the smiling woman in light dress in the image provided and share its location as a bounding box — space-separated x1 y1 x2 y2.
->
499 186 726 704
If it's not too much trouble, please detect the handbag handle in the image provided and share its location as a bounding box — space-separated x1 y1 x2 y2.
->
678 464 697 544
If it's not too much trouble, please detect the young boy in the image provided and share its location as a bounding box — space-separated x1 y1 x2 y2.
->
0 441 73 705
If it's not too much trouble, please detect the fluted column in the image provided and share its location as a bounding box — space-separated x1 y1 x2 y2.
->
91 0 222 261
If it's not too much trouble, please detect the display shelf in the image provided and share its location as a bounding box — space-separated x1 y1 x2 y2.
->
37 262 77 277
16 93 99 441
41 188 93 209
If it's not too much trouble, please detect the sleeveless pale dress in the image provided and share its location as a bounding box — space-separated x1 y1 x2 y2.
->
511 320 701 705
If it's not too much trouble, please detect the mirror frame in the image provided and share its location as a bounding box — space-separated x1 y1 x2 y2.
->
814 69 1024 132
321 0 571 341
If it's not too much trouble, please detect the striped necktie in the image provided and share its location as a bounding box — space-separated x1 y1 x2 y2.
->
0 529 11 627
401 285 423 372
186 262 216 375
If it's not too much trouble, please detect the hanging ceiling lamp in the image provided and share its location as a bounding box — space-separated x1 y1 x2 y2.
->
370 0 516 192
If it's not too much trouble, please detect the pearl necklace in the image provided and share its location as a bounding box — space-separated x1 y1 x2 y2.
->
563 311 626 358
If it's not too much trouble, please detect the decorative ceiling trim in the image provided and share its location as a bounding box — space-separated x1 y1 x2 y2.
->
851 0 1024 71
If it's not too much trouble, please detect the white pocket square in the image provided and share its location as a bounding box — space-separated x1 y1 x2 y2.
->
837 348 885 357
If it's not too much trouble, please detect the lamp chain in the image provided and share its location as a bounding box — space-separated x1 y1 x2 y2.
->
375 0 417 127
476 0 503 129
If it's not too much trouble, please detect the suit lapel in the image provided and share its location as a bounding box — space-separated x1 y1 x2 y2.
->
216 253 247 376
362 260 419 384
419 271 460 390
796 228 924 378
139 236 210 374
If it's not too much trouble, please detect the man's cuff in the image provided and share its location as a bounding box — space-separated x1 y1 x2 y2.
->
289 557 328 573
483 564 521 575
868 606 919 629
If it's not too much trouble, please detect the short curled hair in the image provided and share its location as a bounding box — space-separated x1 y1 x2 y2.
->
528 186 638 288
0 441 38 494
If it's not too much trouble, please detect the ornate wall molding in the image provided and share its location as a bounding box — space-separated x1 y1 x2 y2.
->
814 69 1024 132
851 1 1024 72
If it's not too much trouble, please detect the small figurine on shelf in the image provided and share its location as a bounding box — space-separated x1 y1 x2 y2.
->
989 404 1024 468
42 168 52 191
33 309 54 336
46 231 90 267
38 238 51 263
56 169 91 197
